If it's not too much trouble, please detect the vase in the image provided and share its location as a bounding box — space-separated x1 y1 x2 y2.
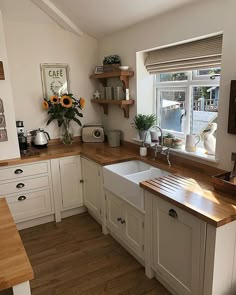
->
139 130 147 141
61 119 73 145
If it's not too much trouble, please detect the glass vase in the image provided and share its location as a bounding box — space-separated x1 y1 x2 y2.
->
61 119 73 145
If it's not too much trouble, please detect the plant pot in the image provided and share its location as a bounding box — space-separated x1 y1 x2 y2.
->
163 138 173 147
139 130 147 141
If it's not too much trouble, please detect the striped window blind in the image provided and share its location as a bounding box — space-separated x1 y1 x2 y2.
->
145 35 223 74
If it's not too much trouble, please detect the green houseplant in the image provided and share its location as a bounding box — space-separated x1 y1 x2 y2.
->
132 114 156 141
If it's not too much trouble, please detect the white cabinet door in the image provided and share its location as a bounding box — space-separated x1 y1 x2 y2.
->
106 190 123 237
123 203 144 259
59 157 83 210
152 197 205 295
105 190 144 259
81 157 101 219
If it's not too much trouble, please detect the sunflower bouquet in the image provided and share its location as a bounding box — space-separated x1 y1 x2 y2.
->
42 94 85 144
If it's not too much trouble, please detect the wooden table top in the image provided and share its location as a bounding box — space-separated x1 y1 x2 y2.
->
0 142 235 227
0 198 34 291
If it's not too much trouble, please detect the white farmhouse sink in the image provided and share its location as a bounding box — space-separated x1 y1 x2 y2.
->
103 160 169 211
104 160 152 176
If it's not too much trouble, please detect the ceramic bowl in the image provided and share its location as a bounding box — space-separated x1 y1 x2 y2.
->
119 66 129 71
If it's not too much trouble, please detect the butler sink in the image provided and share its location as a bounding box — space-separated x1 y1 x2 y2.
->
103 160 169 211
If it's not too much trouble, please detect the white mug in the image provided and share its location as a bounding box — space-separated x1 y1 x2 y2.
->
185 134 200 152
140 147 147 157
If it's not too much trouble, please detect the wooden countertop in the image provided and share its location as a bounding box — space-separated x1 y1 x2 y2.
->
0 142 235 227
0 198 34 291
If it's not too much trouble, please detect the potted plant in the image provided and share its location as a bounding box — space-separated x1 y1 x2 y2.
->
103 55 121 72
163 132 174 147
132 114 156 141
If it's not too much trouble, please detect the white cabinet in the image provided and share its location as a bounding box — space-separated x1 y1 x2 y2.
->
81 157 102 221
106 190 144 259
59 157 83 210
0 161 53 223
152 196 205 295
51 156 83 220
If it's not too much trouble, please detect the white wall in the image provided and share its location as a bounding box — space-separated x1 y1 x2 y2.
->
0 11 20 160
1 0 101 140
99 0 236 170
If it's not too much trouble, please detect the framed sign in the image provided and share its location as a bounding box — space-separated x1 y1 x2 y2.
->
40 63 70 99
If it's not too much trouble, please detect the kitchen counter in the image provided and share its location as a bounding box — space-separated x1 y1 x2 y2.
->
0 142 235 227
0 198 34 291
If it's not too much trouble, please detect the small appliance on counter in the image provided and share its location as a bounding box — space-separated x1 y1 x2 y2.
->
33 128 50 148
16 121 28 153
82 124 104 143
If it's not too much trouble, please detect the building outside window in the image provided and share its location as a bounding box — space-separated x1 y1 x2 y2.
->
154 68 220 148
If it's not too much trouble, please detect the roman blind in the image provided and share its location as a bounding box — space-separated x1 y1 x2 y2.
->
145 35 223 74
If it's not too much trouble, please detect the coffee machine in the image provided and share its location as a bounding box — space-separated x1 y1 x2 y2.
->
16 121 27 153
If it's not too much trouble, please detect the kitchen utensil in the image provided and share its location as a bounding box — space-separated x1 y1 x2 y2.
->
82 124 104 143
33 129 50 148
107 130 121 147
185 134 200 152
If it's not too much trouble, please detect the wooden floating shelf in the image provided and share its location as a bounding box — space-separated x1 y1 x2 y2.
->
90 70 134 89
90 70 134 79
91 99 135 118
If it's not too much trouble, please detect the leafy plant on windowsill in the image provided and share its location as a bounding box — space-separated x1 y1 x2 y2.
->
132 114 156 141
132 114 156 131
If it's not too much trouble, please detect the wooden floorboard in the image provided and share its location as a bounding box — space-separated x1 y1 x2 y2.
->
0 213 171 295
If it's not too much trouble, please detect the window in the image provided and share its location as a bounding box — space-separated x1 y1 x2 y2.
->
154 68 220 146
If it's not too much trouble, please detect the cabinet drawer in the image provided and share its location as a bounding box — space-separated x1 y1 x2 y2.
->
6 189 52 222
0 162 48 181
0 176 49 195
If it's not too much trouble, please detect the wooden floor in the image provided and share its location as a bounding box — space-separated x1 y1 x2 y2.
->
1 214 171 295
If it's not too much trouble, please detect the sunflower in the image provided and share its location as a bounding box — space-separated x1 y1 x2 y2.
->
50 95 59 104
61 95 73 108
42 101 49 110
79 97 85 109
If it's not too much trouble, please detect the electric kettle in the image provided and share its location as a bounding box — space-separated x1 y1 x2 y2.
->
33 129 50 148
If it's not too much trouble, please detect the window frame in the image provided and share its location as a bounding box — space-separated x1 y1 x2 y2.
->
154 70 220 139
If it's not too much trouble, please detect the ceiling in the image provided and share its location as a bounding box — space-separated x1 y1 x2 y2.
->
50 0 198 38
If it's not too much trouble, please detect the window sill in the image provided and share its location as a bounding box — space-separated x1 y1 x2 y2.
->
132 138 218 163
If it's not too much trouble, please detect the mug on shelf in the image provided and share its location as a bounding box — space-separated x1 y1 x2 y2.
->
185 134 200 152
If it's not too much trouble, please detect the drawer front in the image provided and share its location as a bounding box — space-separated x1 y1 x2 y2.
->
0 162 48 181
0 176 49 195
6 189 52 222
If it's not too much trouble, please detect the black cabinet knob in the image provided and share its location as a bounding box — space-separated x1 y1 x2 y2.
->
18 196 26 201
16 183 25 189
14 169 23 174
121 219 126 224
169 209 178 218
117 217 122 222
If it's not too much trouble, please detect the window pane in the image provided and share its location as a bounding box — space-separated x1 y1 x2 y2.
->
192 86 218 136
197 67 221 76
160 90 186 133
160 72 188 82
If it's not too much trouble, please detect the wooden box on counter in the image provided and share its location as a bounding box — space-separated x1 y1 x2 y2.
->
212 172 236 195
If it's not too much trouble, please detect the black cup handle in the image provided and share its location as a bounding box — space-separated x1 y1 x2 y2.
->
16 183 25 189
14 169 23 175
18 196 26 201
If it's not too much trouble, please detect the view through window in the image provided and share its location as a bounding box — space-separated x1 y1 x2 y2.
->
155 68 220 147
